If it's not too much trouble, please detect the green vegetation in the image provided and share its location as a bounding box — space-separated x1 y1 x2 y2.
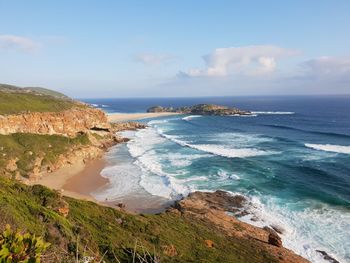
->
0 225 50 263
0 133 90 177
24 87 69 100
0 92 80 115
0 176 278 262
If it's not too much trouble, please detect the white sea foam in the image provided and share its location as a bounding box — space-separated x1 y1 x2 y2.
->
136 158 192 199
154 128 276 158
91 103 99 107
148 119 168 125
166 153 208 167
179 142 275 158
252 111 295 115
182 115 202 121
93 163 141 200
127 128 167 158
217 170 240 180
305 143 350 154
237 194 350 263
125 127 192 199
229 114 258 117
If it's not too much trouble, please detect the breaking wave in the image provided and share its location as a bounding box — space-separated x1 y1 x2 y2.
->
305 143 350 154
182 115 202 121
252 111 295 115
157 131 277 158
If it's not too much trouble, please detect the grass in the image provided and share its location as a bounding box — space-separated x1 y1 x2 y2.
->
0 91 80 115
0 176 278 262
0 133 90 177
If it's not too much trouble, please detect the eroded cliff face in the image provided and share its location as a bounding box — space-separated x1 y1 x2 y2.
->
0 103 146 181
0 107 110 137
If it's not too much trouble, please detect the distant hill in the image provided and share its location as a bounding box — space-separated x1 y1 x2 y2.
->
25 86 70 100
0 83 70 100
0 83 83 115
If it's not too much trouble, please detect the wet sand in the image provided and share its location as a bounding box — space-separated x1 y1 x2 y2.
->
63 158 108 196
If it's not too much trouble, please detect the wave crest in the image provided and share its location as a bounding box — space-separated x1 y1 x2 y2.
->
252 111 295 115
305 143 350 154
182 115 202 121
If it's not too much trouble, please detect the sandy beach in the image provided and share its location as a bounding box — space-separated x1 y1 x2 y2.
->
32 158 107 202
107 112 179 123
32 112 178 213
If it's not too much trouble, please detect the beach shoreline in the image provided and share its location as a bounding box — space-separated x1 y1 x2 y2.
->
32 113 174 213
107 112 179 123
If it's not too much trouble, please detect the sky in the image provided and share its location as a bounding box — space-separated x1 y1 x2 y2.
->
0 0 350 98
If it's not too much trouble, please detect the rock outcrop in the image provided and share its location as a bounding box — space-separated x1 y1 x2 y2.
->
147 103 251 116
0 107 110 137
170 191 309 263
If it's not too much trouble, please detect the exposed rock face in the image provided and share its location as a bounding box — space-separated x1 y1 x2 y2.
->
0 107 110 137
6 158 18 172
111 122 147 132
316 250 340 263
170 191 309 263
147 104 251 116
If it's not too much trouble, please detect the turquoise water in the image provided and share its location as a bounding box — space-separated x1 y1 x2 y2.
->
84 96 350 263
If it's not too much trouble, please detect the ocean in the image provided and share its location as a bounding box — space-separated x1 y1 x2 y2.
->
82 96 350 263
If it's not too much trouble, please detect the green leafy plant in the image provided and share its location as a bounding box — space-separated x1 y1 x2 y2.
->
0 225 50 263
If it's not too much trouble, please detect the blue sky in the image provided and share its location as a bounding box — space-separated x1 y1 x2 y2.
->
1 0 350 97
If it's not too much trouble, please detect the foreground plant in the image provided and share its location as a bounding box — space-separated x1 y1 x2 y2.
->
0 225 50 263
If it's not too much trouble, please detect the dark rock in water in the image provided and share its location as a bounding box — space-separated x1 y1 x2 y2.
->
316 250 340 263
268 232 282 247
263 226 282 247
147 106 168 113
147 104 251 116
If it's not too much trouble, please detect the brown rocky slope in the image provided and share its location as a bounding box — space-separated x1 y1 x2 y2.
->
170 190 309 263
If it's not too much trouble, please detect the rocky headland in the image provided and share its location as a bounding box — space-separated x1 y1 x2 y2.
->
147 103 251 116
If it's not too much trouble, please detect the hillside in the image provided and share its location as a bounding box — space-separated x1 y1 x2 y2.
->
0 83 80 115
0 176 308 262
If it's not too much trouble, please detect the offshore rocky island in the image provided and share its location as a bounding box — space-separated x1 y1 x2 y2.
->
0 84 310 262
147 103 252 116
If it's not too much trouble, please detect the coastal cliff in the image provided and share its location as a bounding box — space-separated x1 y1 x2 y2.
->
147 103 251 116
0 107 110 137
0 84 145 181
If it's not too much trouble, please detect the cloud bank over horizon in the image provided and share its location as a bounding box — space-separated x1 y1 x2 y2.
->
179 45 300 77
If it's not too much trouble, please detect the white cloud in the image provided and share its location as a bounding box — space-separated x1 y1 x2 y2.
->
0 35 41 52
181 45 300 77
134 53 177 65
302 56 350 77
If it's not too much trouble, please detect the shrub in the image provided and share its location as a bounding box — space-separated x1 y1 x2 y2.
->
0 225 50 263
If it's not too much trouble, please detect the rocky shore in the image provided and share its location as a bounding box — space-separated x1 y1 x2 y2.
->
170 191 309 263
147 103 251 116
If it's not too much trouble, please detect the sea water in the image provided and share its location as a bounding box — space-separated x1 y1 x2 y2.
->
83 96 350 263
